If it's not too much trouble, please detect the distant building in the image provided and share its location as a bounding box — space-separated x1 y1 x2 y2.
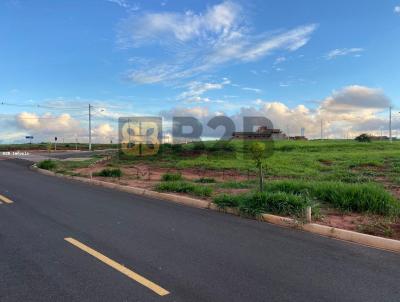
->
232 126 288 140
369 135 389 141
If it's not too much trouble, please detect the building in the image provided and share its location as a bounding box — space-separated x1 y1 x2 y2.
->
232 126 288 140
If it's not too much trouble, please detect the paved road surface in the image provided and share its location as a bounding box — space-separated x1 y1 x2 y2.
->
0 159 399 302
0 149 116 162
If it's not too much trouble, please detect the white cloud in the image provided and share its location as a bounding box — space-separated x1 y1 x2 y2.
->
274 56 286 64
242 87 262 93
178 78 230 103
93 123 116 140
107 0 139 11
16 112 83 135
326 48 364 60
320 85 390 113
395 6 400 14
118 1 318 84
161 85 393 139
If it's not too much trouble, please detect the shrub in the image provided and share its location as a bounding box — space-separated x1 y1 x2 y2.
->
161 172 183 182
37 159 57 170
192 142 206 151
155 181 212 197
194 177 216 183
94 168 122 178
171 144 183 154
355 133 371 142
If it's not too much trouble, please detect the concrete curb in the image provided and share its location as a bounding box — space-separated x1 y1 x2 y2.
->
260 213 400 253
31 166 210 209
31 165 400 254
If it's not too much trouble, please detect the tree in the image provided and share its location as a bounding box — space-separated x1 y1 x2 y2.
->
249 142 266 191
355 133 371 143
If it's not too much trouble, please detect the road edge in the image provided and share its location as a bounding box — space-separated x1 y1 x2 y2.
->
31 165 400 254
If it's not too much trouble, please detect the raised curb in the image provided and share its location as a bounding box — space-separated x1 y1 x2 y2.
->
260 214 400 253
31 165 400 254
31 166 210 209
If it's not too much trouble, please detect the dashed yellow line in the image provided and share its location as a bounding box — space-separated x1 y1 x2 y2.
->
0 194 13 204
64 237 170 297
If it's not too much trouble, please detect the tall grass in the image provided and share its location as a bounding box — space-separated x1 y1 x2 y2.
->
213 191 313 216
161 172 183 182
265 180 399 216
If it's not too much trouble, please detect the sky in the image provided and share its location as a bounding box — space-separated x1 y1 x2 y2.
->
1 0 400 143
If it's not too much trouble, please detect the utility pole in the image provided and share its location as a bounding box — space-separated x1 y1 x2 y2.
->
89 104 92 151
389 106 392 143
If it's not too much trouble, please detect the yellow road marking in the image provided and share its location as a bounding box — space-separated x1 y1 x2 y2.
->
0 194 13 204
64 237 170 297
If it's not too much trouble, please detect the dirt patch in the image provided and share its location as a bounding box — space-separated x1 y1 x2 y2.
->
317 208 400 240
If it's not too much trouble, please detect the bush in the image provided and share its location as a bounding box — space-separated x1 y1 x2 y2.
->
171 144 183 154
194 177 216 183
161 172 183 182
355 133 371 142
94 168 122 178
265 180 399 216
155 181 212 197
213 191 312 217
37 159 57 170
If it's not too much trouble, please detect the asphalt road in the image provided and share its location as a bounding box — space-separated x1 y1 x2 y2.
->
0 149 117 162
0 159 399 302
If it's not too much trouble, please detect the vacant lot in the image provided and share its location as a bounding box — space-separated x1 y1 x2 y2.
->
40 140 400 239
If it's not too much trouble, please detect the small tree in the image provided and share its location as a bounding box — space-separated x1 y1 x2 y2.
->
249 142 266 191
355 133 371 142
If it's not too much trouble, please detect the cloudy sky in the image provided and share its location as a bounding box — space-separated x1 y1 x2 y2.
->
1 0 400 143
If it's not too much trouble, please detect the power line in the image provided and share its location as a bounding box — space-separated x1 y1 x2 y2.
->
1 101 86 111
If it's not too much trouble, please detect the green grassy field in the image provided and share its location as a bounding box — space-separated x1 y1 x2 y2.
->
119 140 400 220
38 140 400 229
118 140 400 183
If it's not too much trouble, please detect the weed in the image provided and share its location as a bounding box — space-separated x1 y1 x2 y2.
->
194 177 216 183
161 172 183 182
94 168 122 178
155 181 212 197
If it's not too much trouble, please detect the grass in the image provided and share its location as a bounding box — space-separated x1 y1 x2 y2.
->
217 181 255 189
265 180 399 216
116 140 400 182
161 172 183 182
37 159 57 170
155 181 213 197
94 168 122 178
194 177 216 183
213 191 313 217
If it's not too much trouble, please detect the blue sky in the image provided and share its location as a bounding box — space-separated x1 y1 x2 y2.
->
1 0 400 142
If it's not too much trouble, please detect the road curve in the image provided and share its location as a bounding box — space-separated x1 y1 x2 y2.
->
0 159 399 302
